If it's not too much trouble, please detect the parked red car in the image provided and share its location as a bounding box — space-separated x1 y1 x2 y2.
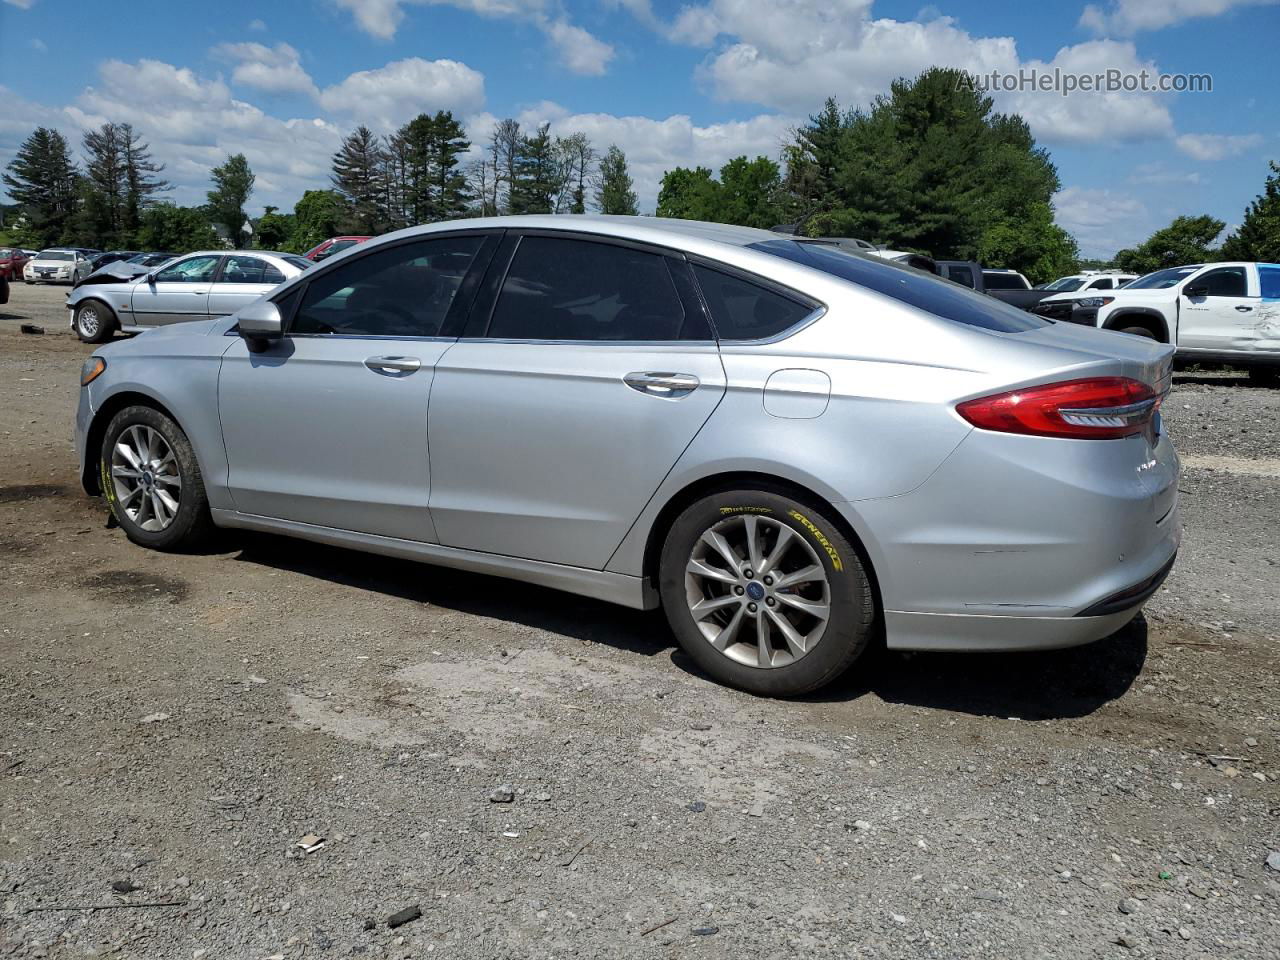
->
0 247 31 282
302 236 371 262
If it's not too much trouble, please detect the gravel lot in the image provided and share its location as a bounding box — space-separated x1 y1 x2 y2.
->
2 282 1278 959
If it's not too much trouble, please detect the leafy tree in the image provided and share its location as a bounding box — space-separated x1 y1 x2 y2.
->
717 156 782 228
485 118 522 215
555 132 595 214
119 123 168 241
79 123 126 247
1221 160 1280 262
135 203 219 253
782 97 854 220
657 166 720 220
331 126 387 232
206 153 255 240
255 205 294 250
289 189 350 253
2 127 79 248
1113 215 1225 274
594 144 638 216
508 123 557 215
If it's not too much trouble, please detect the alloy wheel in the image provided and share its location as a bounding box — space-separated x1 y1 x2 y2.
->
77 305 100 338
684 513 831 668
110 425 182 531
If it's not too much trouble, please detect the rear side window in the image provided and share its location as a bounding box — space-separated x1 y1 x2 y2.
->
1196 266 1247 297
946 265 975 288
983 272 1025 290
488 236 707 341
691 265 814 341
291 235 484 337
751 239 1046 333
221 255 284 284
1260 265 1280 300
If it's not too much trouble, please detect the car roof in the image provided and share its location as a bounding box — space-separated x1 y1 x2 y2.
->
388 215 781 252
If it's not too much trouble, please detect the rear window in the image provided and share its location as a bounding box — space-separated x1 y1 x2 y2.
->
752 239 1046 333
983 272 1027 290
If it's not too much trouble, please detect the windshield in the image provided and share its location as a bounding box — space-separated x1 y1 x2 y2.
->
38 250 74 262
753 239 1046 333
1126 266 1202 289
1044 277 1084 291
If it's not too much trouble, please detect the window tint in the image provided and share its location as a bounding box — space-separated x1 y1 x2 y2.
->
692 264 813 341
1260 265 1280 300
488 237 702 341
155 255 220 283
946 265 975 287
291 236 484 337
1195 267 1247 297
982 272 1025 290
752 239 1046 333
221 255 284 285
1092 278 1113 290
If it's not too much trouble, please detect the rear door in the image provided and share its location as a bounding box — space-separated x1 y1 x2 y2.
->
128 254 220 326
1177 265 1256 351
209 254 286 318
427 232 726 569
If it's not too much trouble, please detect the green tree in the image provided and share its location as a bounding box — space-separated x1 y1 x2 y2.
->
508 123 557 215
135 203 219 253
119 123 168 242
79 123 126 247
255 205 294 250
656 166 721 220
1113 215 1225 274
2 127 79 248
782 97 854 220
331 126 387 232
594 144 638 215
556 132 595 214
1221 160 1280 262
206 153 255 240
289 189 350 253
717 156 782 228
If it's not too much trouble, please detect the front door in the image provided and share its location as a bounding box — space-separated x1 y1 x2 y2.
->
208 254 287 318
428 233 726 569
219 234 494 541
129 254 220 327
1177 265 1256 351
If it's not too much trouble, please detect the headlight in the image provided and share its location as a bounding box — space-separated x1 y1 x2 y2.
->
80 356 106 386
1076 297 1114 308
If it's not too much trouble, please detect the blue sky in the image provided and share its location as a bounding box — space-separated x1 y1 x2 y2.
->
1 0 1277 257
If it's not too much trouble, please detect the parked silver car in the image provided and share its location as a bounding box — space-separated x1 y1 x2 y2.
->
74 216 1179 696
24 248 93 285
66 250 312 343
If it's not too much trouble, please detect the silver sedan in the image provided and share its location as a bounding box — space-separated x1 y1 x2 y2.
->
66 250 312 343
73 216 1179 696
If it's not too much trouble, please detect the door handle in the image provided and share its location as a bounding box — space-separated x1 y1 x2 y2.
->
623 371 700 398
364 355 422 374
1236 305 1253 312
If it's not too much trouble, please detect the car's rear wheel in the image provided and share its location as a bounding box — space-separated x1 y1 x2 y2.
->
74 301 115 343
659 488 874 696
1116 324 1157 339
100 406 212 551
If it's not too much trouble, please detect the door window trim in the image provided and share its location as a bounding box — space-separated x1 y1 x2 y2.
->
464 229 719 345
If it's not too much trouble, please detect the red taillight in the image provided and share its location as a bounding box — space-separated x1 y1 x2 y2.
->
957 377 1159 440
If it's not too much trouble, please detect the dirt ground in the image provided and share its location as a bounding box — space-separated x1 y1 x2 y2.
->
1 282 1278 959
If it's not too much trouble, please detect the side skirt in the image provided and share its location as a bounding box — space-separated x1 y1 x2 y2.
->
210 508 660 611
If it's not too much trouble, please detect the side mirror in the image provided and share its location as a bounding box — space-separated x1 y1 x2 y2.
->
1184 283 1208 298
237 299 283 353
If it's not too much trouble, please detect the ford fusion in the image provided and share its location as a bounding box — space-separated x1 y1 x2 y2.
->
74 216 1179 696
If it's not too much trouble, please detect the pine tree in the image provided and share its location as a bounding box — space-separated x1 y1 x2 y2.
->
425 111 471 221
1222 161 1280 262
509 124 557 215
206 153 255 242
80 123 126 247
119 124 168 243
2 127 79 248
331 126 388 233
594 145 638 216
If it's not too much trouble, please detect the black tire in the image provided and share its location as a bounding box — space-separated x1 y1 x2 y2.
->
1116 324 1157 340
1248 366 1279 387
74 300 115 343
659 487 875 697
100 405 213 551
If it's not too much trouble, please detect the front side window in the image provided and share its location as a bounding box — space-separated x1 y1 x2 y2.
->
221 255 285 285
1193 266 1247 297
291 235 484 337
487 236 703 341
155 255 220 283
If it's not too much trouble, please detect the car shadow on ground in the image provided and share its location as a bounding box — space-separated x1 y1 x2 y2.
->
234 534 1149 720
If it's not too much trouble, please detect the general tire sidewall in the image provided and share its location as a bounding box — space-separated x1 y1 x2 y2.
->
76 301 114 343
659 489 874 697
101 406 204 551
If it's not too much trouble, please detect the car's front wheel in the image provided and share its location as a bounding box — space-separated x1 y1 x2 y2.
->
74 301 115 343
659 488 875 696
100 406 212 551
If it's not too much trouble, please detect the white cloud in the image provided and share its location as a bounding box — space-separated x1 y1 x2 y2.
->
636 1 1174 145
1127 162 1201 185
318 57 486 130
1054 185 1150 258
332 0 614 75
1079 0 1278 36
1174 132 1264 161
213 42 319 97
3 0 37 9
28 37 46 53
248 18 267 32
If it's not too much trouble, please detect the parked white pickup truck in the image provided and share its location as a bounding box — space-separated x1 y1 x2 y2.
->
1032 261 1280 382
